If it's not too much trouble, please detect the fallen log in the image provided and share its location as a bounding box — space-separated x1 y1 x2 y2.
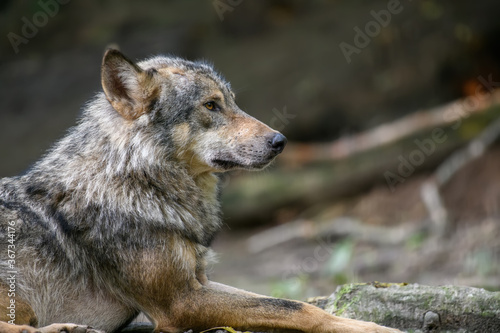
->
310 283 500 333
247 217 425 253
420 116 500 238
280 89 500 166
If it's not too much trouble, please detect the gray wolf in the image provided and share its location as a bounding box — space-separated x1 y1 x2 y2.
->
0 49 400 333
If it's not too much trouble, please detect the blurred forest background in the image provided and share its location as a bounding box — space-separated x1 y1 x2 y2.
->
0 0 499 300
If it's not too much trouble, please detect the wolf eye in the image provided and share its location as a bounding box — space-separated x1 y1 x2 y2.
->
204 101 218 111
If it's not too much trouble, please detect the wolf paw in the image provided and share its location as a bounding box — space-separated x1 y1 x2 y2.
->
38 324 103 333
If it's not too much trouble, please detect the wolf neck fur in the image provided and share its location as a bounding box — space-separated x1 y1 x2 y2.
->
26 97 221 245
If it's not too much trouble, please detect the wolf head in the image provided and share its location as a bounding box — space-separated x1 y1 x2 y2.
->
100 49 286 175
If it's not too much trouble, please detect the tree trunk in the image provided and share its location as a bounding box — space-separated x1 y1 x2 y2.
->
309 283 500 333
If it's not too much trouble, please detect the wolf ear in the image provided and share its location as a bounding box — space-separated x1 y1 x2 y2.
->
101 49 159 120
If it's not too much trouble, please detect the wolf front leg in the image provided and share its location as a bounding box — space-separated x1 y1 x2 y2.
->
0 321 41 333
147 281 402 333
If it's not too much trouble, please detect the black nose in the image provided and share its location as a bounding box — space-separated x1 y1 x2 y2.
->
269 133 287 154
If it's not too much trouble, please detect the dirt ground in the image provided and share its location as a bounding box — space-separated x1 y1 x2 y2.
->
210 144 500 300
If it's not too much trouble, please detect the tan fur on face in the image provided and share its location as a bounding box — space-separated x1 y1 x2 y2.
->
227 114 277 139
169 85 280 174
171 123 214 175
